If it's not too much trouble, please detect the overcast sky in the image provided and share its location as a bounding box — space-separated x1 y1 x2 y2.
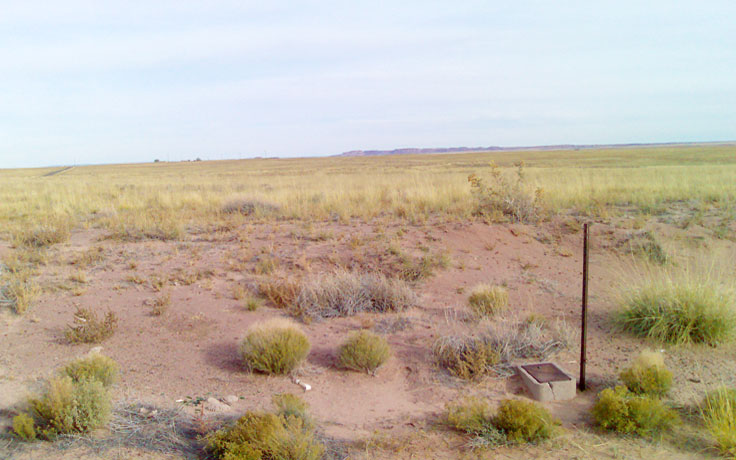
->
1 1 735 168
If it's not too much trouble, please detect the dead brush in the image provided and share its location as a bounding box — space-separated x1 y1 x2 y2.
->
259 277 302 309
65 306 119 344
294 271 417 320
468 161 543 223
435 316 576 378
150 292 171 316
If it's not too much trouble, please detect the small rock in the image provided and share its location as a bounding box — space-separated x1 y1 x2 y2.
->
204 397 231 413
88 346 103 355
223 395 239 405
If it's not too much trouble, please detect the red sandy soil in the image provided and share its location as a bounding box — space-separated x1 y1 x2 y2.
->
1 217 734 458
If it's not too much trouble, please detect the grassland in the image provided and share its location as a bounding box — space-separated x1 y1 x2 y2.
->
0 143 734 240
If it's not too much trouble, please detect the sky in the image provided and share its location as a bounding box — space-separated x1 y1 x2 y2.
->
1 1 735 168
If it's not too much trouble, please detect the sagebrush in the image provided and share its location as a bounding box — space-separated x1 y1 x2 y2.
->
240 318 310 374
61 353 119 387
619 350 672 397
591 386 678 437
338 330 391 375
16 376 111 440
207 393 323 460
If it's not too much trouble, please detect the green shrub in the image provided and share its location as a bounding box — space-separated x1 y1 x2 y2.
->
12 412 36 441
61 353 119 387
446 397 494 434
240 319 310 374
615 277 736 346
207 398 324 460
468 284 508 317
591 386 679 437
445 397 557 447
619 350 672 397
702 387 736 457
65 306 118 344
338 330 391 375
27 376 111 439
492 399 558 444
433 335 499 380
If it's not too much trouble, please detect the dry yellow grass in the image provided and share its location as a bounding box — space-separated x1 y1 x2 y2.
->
0 144 734 240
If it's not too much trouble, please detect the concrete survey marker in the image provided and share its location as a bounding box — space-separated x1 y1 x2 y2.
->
516 362 576 402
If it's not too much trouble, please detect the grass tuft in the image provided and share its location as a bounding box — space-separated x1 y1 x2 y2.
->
240 318 310 374
467 284 508 317
338 330 391 375
701 387 736 457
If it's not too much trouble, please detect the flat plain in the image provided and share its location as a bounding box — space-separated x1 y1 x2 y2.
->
1 143 735 459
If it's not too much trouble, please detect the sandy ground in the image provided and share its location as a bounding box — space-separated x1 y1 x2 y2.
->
1 217 734 459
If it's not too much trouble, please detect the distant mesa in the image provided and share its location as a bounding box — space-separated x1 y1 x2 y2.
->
337 141 734 157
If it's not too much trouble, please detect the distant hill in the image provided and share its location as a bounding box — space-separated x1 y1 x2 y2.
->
337 141 736 157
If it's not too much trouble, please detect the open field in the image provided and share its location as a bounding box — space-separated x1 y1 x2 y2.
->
1 144 736 459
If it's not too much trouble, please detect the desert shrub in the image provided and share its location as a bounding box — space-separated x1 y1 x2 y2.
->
433 335 499 380
702 387 736 457
468 284 508 317
240 319 310 374
207 396 323 460
615 278 736 345
482 318 576 368
492 399 559 444
591 386 679 437
259 278 301 309
338 330 391 375
61 353 119 387
16 220 71 248
294 271 417 320
65 307 118 344
12 412 36 441
26 376 111 439
468 162 543 223
446 397 557 447
619 350 672 397
446 396 494 434
222 198 281 217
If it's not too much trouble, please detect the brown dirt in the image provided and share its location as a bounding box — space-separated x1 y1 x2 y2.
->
1 217 734 459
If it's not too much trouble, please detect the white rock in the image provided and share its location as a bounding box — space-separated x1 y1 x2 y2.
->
88 346 103 355
223 395 239 405
204 397 231 413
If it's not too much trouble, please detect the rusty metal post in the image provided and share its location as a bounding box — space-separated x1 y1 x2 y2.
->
579 222 590 391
